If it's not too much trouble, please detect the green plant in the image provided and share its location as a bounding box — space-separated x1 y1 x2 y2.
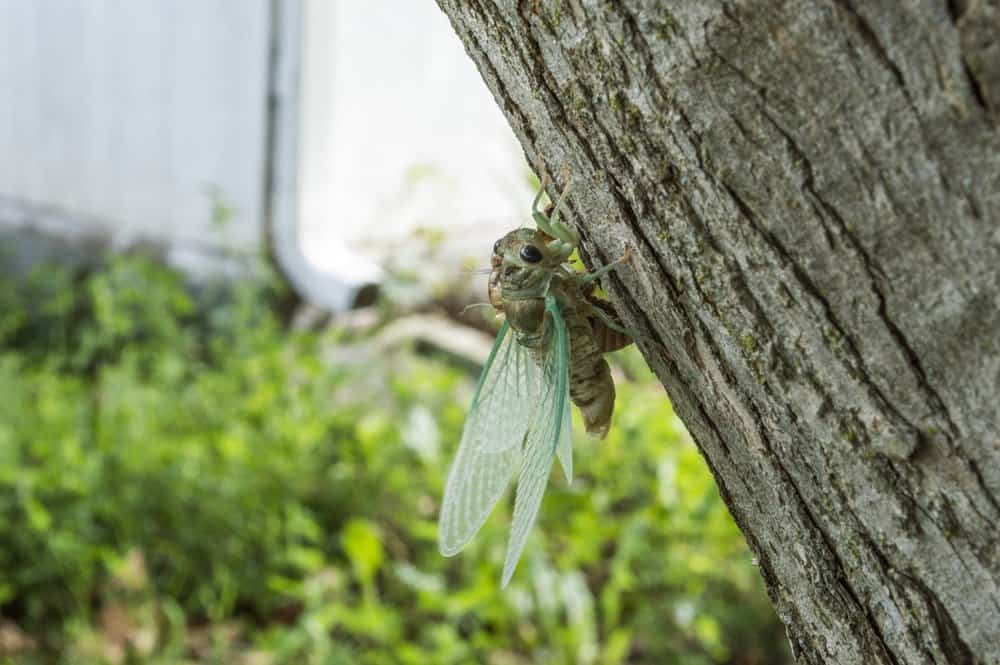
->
0 254 789 664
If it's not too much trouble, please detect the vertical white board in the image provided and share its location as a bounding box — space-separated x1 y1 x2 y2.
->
297 0 530 271
0 0 271 257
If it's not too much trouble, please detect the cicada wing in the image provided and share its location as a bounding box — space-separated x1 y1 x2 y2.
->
439 321 541 556
500 296 571 588
556 390 572 483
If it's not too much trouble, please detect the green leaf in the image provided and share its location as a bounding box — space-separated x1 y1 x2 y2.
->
341 519 384 586
602 628 633 665
23 496 52 532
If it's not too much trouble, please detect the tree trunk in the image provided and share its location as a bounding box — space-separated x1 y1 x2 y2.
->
434 1 1000 663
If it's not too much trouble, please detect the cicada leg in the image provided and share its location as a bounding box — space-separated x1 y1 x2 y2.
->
580 245 632 284
532 175 579 262
590 304 631 336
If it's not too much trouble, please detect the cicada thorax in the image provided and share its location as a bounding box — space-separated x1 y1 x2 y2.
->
504 298 547 341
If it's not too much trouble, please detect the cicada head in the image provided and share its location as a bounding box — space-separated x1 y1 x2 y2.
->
490 229 561 300
488 228 561 335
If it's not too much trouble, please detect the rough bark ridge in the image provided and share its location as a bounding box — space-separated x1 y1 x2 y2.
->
435 1 1000 663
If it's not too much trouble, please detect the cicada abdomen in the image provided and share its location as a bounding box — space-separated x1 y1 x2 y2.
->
559 293 619 439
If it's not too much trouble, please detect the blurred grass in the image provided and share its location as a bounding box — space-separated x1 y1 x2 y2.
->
0 254 790 664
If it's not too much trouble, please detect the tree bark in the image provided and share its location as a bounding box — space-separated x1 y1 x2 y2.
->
434 1 1000 663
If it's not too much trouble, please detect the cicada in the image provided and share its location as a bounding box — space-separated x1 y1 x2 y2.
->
438 178 632 587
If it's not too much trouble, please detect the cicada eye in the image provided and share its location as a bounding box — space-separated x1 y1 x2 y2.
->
493 239 501 255
520 244 543 263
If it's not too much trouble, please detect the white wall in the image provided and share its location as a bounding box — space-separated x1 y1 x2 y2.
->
298 0 531 271
0 0 271 262
0 0 530 308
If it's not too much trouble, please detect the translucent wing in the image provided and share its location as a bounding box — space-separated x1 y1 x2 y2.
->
438 320 541 556
556 389 572 484
500 296 571 587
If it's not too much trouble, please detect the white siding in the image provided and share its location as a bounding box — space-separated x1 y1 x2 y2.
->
299 0 530 271
0 0 271 255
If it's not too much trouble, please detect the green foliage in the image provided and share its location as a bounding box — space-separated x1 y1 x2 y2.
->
0 255 790 664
